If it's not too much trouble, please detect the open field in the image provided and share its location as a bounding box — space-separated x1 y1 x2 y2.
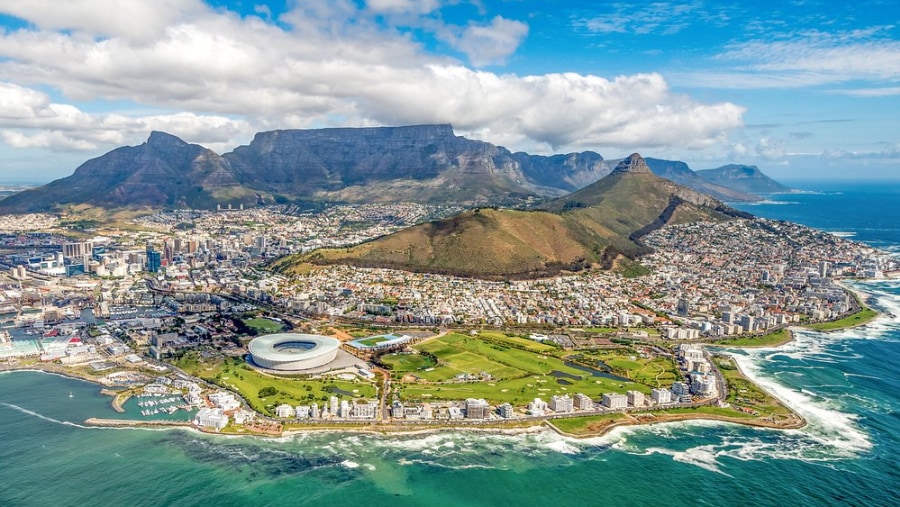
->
805 306 877 331
176 353 376 416
400 332 647 404
713 328 792 348
243 317 284 333
549 413 629 435
380 353 436 372
356 336 391 347
712 355 795 419
573 348 679 387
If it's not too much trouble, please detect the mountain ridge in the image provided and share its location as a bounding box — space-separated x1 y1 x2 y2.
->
0 125 787 213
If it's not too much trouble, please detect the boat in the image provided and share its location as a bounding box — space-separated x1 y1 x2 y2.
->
68 392 73 398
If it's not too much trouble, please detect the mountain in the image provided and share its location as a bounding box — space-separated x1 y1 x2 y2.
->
223 124 611 205
644 158 759 202
0 132 252 212
274 154 750 279
696 164 792 194
0 125 770 214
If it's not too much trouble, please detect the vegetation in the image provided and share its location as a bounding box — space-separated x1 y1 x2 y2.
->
549 413 628 436
379 353 436 372
242 317 285 334
805 306 877 331
712 355 794 419
713 328 792 347
396 333 648 404
176 352 376 416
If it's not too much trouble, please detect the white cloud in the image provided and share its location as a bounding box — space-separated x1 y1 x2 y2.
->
0 0 208 42
677 28 900 89
366 0 442 14
755 136 786 159
0 82 253 152
0 1 744 157
828 87 900 97
441 16 529 66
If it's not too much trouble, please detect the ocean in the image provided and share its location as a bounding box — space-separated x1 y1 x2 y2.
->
2 182 899 507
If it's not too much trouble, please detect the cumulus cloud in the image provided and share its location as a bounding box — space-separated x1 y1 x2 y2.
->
366 0 442 14
440 16 529 66
0 82 253 152
0 1 744 157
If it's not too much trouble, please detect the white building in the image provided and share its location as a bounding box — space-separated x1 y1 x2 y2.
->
208 391 241 411
194 407 228 431
550 394 574 413
626 390 645 407
601 393 627 410
651 388 673 405
275 404 295 418
573 393 594 410
465 398 490 419
528 397 548 416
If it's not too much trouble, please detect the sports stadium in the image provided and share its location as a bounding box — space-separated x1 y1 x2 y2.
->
247 333 340 371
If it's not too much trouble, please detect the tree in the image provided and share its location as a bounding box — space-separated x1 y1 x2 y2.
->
258 386 277 397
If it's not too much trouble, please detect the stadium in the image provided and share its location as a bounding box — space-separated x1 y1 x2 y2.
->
247 333 340 371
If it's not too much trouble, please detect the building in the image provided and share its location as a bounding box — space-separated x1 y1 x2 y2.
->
573 393 593 410
497 403 514 419
601 393 627 410
194 407 228 431
146 246 161 273
672 382 692 403
549 394 574 413
465 398 490 419
528 398 548 416
626 390 645 407
651 388 673 405
275 404 295 418
247 333 341 372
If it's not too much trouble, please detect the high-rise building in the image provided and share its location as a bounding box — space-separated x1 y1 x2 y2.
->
573 393 593 410
602 393 628 410
651 388 672 405
146 246 161 273
550 394 574 413
626 390 645 407
465 398 489 419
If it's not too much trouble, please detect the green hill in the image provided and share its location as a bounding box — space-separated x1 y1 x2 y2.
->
273 154 749 279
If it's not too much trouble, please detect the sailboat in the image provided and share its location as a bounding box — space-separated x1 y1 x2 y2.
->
68 392 74 398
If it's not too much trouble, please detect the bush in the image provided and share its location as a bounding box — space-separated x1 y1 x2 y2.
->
258 386 277 397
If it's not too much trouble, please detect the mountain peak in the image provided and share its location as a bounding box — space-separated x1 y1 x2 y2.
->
612 153 651 175
147 131 189 148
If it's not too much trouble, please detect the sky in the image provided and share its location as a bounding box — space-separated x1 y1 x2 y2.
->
0 0 898 184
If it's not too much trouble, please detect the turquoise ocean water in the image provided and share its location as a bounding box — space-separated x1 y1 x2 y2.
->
2 182 899 506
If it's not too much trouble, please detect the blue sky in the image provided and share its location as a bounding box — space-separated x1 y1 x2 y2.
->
0 0 898 184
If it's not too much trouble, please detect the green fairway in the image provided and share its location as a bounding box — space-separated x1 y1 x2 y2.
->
176 352 376 416
711 355 794 418
573 348 679 387
380 352 436 372
401 333 647 405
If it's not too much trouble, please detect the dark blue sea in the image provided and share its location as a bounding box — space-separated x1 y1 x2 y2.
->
1 182 899 506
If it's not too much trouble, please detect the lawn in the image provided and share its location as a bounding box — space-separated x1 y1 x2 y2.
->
176 353 376 416
549 413 629 435
574 348 680 387
713 328 792 348
805 306 877 331
243 317 284 333
401 333 648 405
356 335 391 347
712 355 794 418
380 352 436 372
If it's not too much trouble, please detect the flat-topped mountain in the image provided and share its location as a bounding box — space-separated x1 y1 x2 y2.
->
274 154 750 279
697 164 792 194
0 125 786 213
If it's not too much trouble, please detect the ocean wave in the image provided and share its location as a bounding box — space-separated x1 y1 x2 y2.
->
828 231 857 238
739 200 799 206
